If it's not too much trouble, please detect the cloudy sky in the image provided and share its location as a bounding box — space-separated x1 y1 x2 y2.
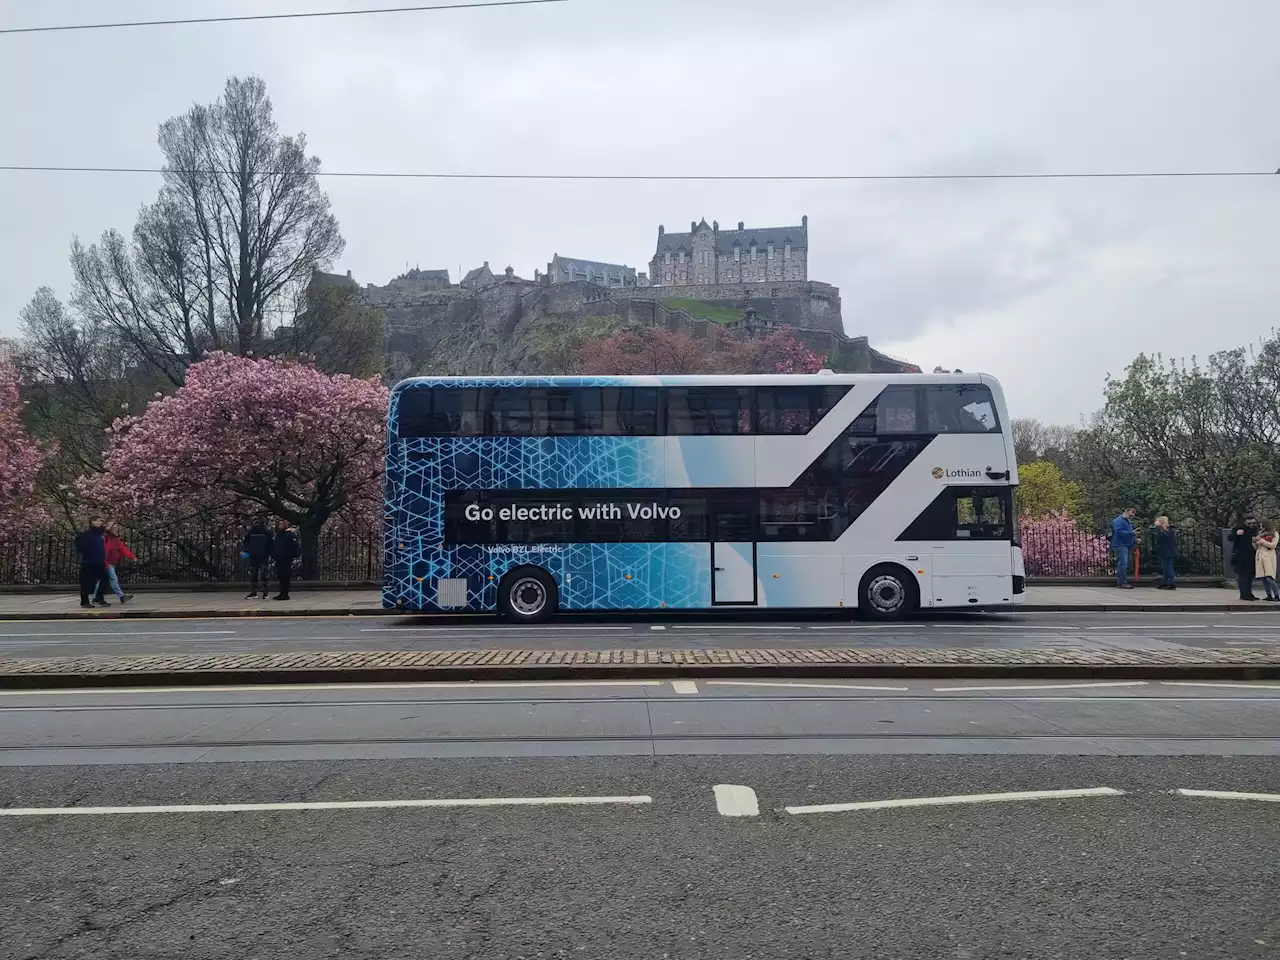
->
2 0 1278 422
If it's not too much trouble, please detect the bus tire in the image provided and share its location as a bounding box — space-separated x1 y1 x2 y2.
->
498 566 558 623
859 564 919 621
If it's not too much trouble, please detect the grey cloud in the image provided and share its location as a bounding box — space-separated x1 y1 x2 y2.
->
3 0 1279 423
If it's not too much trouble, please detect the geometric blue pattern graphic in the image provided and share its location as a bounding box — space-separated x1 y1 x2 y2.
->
384 376 703 612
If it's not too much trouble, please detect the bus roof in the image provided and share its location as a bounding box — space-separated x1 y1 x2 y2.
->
389 372 1000 393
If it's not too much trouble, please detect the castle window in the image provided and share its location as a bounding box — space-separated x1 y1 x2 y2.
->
751 244 758 261
734 246 741 262
767 243 774 260
784 243 791 260
664 252 671 264
678 251 685 264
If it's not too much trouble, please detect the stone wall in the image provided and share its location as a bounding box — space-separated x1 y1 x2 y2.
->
611 280 840 334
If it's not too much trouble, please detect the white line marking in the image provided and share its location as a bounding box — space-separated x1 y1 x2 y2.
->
932 681 1149 692
0 795 655 817
671 625 798 631
786 787 1124 815
360 626 632 633
0 631 237 638
1161 681 1280 691
714 784 759 817
708 680 910 692
1175 788 1280 803
0 680 663 697
650 625 666 631
671 680 699 695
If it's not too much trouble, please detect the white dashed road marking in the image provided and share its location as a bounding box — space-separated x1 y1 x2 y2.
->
671 680 699 695
932 682 1149 693
713 785 759 817
0 680 664 697
0 795 655 817
785 787 1125 815
1161 681 1280 690
708 680 910 692
0 631 236 638
1175 788 1280 803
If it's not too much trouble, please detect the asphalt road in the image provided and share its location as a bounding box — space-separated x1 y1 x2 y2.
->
3 678 1280 764
3 673 1278 958
2 755 1278 959
2 610 1280 658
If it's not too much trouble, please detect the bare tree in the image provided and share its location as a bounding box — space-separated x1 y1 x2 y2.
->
1011 417 1078 468
18 288 165 527
68 75 344 381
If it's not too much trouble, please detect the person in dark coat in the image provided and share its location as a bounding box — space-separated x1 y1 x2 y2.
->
1153 516 1177 590
74 518 109 608
269 519 300 601
1229 516 1260 601
243 518 275 599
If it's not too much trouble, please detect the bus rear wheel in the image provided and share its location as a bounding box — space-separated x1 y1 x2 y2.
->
498 567 558 623
859 564 919 621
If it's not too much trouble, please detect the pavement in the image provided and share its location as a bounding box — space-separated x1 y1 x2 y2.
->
0 583 1262 619
2 679 1278 958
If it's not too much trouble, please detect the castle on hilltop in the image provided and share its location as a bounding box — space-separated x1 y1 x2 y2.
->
330 213 915 375
650 217 808 287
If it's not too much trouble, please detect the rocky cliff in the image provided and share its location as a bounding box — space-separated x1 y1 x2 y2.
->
359 274 914 379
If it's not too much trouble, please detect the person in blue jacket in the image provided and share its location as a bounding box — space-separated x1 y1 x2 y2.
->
1110 507 1138 588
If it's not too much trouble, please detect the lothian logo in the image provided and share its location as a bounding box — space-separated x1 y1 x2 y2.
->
933 466 984 480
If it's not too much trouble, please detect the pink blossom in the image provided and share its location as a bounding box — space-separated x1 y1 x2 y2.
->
0 362 53 535
1019 511 1111 577
80 353 388 535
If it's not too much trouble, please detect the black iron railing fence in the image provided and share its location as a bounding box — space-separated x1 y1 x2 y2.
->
0 528 382 585
1018 523 1225 579
0 524 1228 585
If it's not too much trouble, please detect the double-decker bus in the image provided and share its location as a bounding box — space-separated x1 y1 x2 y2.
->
383 373 1023 621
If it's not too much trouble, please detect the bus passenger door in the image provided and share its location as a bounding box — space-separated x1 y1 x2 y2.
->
711 498 758 605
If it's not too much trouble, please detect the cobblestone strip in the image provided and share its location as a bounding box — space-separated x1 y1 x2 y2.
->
1 647 1279 678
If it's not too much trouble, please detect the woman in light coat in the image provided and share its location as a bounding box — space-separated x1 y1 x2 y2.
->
1255 520 1279 601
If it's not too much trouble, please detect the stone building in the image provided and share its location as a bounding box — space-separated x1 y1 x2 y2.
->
547 254 638 288
397 267 450 289
649 216 808 287
460 262 496 291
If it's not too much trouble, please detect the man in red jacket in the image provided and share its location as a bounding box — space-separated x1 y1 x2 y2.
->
91 522 136 606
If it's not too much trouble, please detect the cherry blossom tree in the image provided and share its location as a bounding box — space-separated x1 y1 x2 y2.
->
577 326 826 375
80 352 387 576
0 361 54 536
1018 511 1111 577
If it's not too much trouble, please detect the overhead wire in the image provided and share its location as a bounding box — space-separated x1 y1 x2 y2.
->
0 0 568 35
0 165 1275 182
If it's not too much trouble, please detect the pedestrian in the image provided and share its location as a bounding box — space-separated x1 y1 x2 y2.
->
269 518 299 601
1110 507 1138 589
1229 515 1260 601
242 517 274 599
1153 516 1177 590
91 522 135 605
74 518 109 609
1254 520 1279 602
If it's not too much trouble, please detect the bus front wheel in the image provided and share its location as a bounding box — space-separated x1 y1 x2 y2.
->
859 564 919 621
498 567 558 623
